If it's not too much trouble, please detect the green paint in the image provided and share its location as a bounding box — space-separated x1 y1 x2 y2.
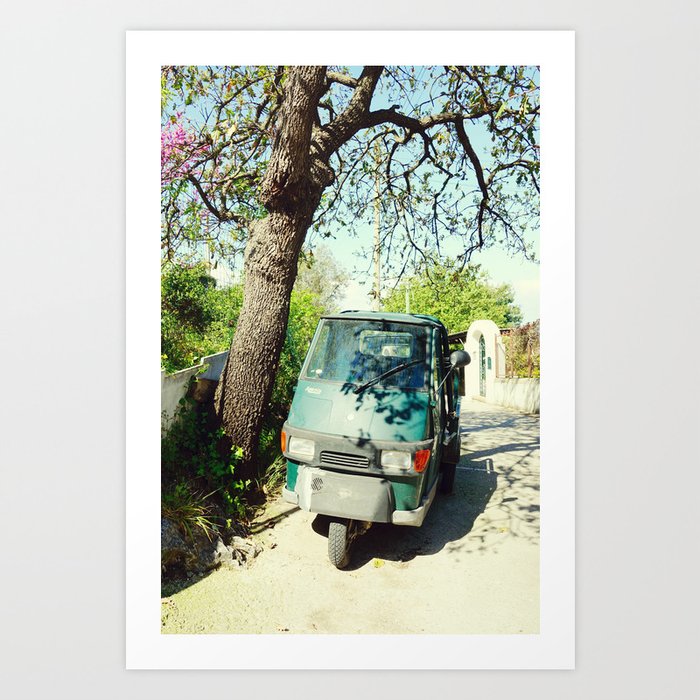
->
288 380 429 442
388 475 425 511
285 460 299 491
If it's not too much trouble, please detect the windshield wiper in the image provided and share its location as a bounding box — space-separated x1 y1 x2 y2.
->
353 359 423 395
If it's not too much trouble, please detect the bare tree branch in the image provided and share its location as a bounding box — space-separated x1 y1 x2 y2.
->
187 174 244 224
326 71 359 89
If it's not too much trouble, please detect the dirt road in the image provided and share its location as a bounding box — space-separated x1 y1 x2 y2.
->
161 399 540 634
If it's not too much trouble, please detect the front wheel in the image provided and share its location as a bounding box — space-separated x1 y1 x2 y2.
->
328 518 353 569
440 462 457 494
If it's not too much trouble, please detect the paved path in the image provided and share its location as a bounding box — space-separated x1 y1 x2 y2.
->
161 399 540 634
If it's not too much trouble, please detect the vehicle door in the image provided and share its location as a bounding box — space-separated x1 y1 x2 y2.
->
441 330 461 466
427 327 446 492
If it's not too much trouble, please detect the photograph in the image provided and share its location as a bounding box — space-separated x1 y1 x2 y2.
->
126 30 574 669
158 63 542 635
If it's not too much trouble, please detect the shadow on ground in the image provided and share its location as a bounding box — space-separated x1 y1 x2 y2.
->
306 457 497 571
249 505 300 534
161 569 215 597
310 403 540 569
162 506 302 597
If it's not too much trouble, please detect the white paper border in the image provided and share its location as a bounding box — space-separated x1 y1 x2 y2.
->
126 30 574 669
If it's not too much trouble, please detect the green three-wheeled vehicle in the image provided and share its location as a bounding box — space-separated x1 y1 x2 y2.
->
282 310 470 568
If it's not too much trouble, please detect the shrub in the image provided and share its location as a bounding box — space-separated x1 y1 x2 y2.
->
503 320 540 378
258 455 287 498
161 262 244 373
162 480 218 541
162 397 250 522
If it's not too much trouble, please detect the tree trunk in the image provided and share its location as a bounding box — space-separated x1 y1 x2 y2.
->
213 207 318 468
213 66 327 472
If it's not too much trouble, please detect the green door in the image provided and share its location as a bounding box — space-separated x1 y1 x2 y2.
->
479 334 486 396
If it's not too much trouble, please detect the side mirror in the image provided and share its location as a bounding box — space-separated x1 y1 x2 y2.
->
449 350 471 368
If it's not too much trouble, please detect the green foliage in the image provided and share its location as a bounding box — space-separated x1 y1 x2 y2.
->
161 262 243 372
161 264 325 486
161 281 324 511
383 260 523 333
259 455 287 498
161 480 218 541
161 260 323 391
294 244 349 313
503 320 540 378
161 261 217 332
161 265 323 409
161 397 250 521
161 260 327 499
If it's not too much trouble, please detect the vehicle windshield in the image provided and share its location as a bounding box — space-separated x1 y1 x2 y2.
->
303 319 429 390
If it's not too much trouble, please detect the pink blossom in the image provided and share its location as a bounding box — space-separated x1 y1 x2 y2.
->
161 114 209 184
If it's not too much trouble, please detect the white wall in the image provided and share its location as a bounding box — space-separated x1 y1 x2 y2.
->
493 377 540 414
160 366 201 432
161 351 229 431
462 319 506 402
460 320 539 413
199 350 228 380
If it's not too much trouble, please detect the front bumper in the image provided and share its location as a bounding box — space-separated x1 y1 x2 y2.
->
282 465 438 527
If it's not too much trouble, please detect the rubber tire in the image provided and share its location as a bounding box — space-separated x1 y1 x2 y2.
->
328 519 352 569
440 462 456 495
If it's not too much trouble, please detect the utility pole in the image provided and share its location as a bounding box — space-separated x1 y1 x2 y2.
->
372 142 381 311
206 215 212 275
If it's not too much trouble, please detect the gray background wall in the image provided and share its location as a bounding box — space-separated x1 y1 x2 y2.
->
1 2 698 699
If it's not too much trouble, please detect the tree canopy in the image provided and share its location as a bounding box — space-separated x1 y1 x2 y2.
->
382 260 523 333
161 65 539 274
294 244 349 313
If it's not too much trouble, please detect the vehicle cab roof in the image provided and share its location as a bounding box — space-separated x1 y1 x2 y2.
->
322 310 447 332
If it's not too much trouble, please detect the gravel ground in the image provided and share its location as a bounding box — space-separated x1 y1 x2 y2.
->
161 399 540 634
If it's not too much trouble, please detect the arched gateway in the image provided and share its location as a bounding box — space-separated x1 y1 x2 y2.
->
447 319 506 403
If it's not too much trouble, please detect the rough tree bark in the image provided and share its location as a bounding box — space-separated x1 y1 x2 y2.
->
213 66 329 470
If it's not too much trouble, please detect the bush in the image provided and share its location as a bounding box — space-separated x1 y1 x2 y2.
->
162 397 250 522
383 259 523 332
503 320 540 378
162 480 218 541
259 455 287 498
161 262 244 373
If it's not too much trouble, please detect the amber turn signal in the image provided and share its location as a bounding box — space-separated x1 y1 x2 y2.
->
414 449 431 472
